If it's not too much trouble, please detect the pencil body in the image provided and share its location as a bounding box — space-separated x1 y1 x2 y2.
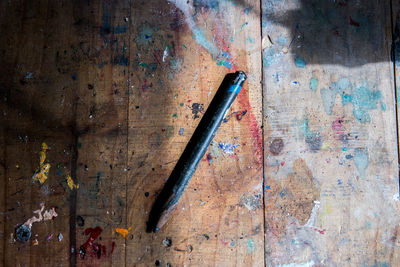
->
147 71 247 233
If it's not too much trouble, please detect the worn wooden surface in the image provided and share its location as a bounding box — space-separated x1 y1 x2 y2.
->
0 0 399 266
263 0 400 266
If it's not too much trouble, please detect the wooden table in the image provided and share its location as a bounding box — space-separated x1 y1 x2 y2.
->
0 0 399 266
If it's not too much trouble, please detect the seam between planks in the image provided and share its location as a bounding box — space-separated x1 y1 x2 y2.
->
259 0 266 266
390 0 400 196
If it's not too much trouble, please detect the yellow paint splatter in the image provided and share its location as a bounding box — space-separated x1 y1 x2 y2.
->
321 142 330 150
114 225 133 239
66 175 79 190
32 142 51 184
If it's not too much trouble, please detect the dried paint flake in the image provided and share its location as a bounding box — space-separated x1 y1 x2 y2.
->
58 233 63 242
46 234 53 241
24 203 57 228
114 225 133 239
32 142 51 184
66 175 79 190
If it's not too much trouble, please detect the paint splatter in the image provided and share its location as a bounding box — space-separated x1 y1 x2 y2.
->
66 175 79 190
223 110 247 123
353 148 369 177
269 138 284 155
179 128 184 135
239 194 262 211
15 203 58 242
320 78 350 115
58 233 63 242
295 56 306 68
136 23 154 46
218 142 239 155
191 103 204 119
342 85 382 123
304 200 320 227
114 225 133 239
297 117 322 152
247 238 255 254
32 142 51 184
309 77 318 91
79 227 114 259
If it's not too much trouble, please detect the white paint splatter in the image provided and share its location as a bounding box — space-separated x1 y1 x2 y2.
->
162 46 169 62
393 193 399 202
23 203 58 228
304 200 320 227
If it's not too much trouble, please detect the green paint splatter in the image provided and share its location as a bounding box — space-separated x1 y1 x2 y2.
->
182 44 188 50
172 113 178 118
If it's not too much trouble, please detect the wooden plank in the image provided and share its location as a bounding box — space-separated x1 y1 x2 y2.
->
71 0 130 266
0 0 75 265
263 0 400 265
126 0 264 266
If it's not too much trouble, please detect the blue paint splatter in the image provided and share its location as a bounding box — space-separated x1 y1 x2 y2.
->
345 154 353 159
337 179 342 185
295 56 306 68
218 142 239 154
137 23 154 46
244 8 250 15
179 128 184 135
354 148 369 177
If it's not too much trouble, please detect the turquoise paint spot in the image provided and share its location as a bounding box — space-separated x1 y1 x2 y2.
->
248 36 255 44
247 238 255 254
342 147 348 151
172 113 178 118
263 48 276 68
380 101 386 111
217 60 232 69
240 22 248 30
354 148 369 178
295 56 306 68
277 35 287 46
342 85 382 123
192 26 220 58
297 117 322 152
230 240 236 246
320 78 351 115
365 221 371 229
244 8 249 15
309 77 318 91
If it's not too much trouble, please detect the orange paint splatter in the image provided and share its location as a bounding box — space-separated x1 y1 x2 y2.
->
114 225 133 239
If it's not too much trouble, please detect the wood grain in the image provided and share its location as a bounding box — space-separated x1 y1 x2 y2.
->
263 0 400 265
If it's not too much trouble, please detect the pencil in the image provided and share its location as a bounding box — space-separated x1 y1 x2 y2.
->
147 71 247 233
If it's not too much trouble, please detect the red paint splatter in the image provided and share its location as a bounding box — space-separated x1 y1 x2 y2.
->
332 118 344 135
80 227 103 259
349 16 360 27
220 239 229 246
141 79 153 92
314 228 326 234
280 161 285 166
